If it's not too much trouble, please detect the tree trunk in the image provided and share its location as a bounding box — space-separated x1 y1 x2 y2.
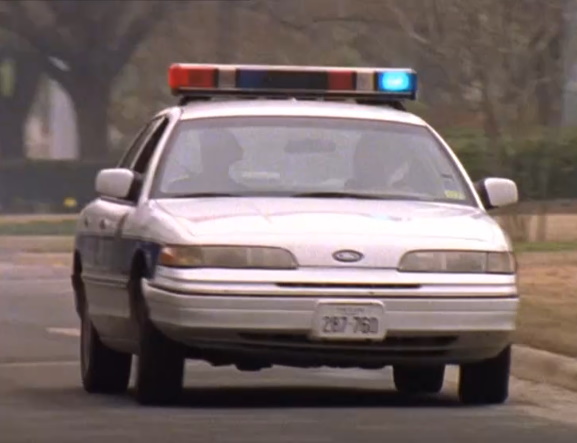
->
535 7 564 128
0 51 42 160
67 76 112 160
479 80 506 177
217 2 238 63
0 107 26 160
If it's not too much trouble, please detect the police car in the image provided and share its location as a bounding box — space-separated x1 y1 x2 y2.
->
72 63 519 406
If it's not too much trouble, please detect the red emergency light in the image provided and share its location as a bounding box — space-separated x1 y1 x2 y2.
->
168 64 217 90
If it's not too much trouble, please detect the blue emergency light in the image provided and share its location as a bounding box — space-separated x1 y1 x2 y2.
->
168 63 418 100
377 71 416 94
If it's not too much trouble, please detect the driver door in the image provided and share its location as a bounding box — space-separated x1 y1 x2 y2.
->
82 115 168 339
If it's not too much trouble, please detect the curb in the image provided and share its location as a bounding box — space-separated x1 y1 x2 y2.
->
512 344 577 392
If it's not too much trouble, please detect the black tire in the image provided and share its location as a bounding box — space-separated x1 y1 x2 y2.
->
80 302 132 394
133 278 185 406
459 345 511 405
393 365 445 394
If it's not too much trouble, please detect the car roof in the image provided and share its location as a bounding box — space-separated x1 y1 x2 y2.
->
176 99 428 126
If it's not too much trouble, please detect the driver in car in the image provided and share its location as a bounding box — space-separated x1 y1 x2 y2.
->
346 133 417 195
164 128 244 194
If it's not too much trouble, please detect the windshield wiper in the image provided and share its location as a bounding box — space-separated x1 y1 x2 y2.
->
291 191 435 201
167 191 438 201
291 191 390 200
168 192 242 198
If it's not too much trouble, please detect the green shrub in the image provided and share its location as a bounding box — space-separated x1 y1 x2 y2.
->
445 128 577 200
0 160 115 213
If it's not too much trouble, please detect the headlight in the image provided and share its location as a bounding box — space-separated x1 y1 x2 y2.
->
398 250 516 274
158 245 298 269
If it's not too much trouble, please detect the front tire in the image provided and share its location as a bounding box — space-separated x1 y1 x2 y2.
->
459 345 511 405
80 302 132 394
133 279 185 406
393 365 445 394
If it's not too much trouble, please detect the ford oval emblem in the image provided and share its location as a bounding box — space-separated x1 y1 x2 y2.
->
333 250 364 263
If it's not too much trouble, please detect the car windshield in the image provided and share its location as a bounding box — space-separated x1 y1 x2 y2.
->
152 116 475 205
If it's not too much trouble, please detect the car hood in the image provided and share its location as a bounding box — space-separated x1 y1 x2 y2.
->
155 197 504 244
153 198 510 268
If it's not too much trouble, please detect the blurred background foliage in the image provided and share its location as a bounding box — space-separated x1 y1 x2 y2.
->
0 0 576 212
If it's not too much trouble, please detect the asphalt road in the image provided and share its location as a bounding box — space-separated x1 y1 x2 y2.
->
2 261 577 443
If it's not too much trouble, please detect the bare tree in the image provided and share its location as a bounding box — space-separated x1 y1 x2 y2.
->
0 0 174 159
384 0 565 141
384 0 566 241
216 1 240 63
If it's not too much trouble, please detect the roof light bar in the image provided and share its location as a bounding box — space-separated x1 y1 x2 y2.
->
168 63 417 100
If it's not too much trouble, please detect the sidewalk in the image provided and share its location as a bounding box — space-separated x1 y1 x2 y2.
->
513 345 577 392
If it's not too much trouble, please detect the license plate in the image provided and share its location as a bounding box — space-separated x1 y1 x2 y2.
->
310 301 386 341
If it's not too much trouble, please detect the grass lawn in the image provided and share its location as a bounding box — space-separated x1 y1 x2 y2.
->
514 241 577 253
515 249 577 358
0 219 77 236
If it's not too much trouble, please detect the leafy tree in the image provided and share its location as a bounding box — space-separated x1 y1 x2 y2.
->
0 0 173 159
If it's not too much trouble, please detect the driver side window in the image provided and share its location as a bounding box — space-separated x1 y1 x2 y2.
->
113 116 169 202
117 121 158 170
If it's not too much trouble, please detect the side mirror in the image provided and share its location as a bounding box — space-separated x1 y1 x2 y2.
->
95 168 137 200
475 177 518 209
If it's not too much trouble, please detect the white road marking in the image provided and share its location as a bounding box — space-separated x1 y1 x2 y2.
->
47 327 80 337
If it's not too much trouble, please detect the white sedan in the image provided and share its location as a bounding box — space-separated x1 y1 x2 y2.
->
72 64 519 406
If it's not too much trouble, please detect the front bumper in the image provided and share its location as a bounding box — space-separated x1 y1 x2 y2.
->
141 267 518 366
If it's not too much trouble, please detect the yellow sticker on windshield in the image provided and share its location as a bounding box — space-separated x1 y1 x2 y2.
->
444 190 465 200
